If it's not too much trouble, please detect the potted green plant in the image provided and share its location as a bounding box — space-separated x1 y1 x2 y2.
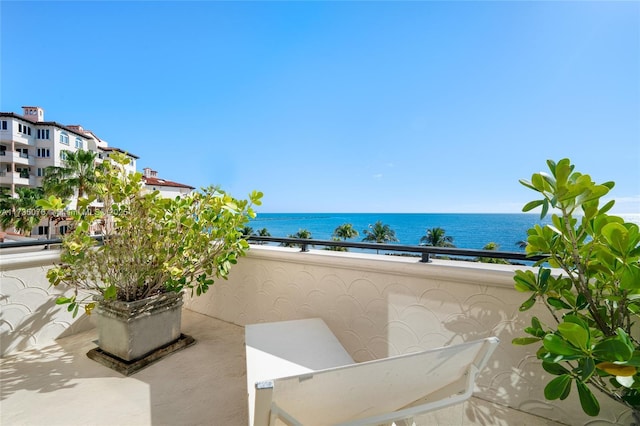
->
513 158 640 418
41 152 262 366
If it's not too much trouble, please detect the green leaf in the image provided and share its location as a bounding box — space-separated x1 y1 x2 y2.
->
576 381 600 416
524 326 546 338
513 337 541 345
522 199 545 212
514 270 537 292
531 316 542 330
547 297 572 310
544 374 571 400
581 357 595 381
558 322 589 350
519 296 536 311
519 179 537 192
543 334 583 356
542 361 570 376
540 199 549 219
602 222 629 255
621 263 640 290
593 338 633 362
104 285 117 300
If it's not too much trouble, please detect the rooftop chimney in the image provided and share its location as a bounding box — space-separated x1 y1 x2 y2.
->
143 168 158 178
21 106 44 122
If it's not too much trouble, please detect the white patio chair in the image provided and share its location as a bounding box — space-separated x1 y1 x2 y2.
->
245 318 498 426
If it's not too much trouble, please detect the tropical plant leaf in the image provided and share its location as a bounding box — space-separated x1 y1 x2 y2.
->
544 334 583 356
596 362 636 377
513 337 541 345
558 322 589 350
519 296 536 311
542 362 570 376
544 374 572 400
593 339 633 362
576 381 600 416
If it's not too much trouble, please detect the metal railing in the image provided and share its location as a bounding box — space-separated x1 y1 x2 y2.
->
0 235 545 264
246 236 545 263
0 236 102 249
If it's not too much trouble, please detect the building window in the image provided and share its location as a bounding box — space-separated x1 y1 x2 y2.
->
37 168 45 177
37 129 50 139
60 133 69 145
17 148 29 158
18 123 31 135
37 148 51 158
75 138 83 149
59 225 69 235
38 226 49 236
1 121 7 130
60 151 68 161
0 145 6 156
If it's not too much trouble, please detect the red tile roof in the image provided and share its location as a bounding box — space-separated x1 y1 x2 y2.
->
142 176 195 190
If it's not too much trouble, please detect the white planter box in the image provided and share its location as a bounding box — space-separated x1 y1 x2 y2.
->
95 292 183 361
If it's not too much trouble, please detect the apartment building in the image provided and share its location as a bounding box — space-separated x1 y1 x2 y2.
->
142 168 195 198
0 106 193 238
0 106 138 196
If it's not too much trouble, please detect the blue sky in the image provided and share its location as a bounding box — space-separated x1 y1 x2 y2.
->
1 1 639 214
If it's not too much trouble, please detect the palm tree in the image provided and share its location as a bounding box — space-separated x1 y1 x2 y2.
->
477 242 509 264
420 227 455 247
253 227 270 245
362 221 398 254
281 229 313 248
333 223 359 240
43 149 99 200
325 236 348 252
241 226 254 238
0 187 45 236
330 223 359 252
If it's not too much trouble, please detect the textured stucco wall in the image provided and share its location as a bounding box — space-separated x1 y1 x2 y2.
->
0 245 630 425
185 245 630 426
0 249 93 357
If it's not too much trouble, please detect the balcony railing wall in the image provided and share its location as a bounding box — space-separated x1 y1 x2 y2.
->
185 245 630 426
0 250 94 356
0 244 631 425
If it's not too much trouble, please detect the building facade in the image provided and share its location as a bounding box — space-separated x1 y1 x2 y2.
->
0 106 139 196
142 168 195 198
0 106 193 238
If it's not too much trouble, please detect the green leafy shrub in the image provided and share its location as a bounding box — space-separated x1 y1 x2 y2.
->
41 152 262 317
514 158 640 417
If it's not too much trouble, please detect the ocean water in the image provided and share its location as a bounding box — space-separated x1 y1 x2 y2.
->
248 212 640 252
248 213 552 252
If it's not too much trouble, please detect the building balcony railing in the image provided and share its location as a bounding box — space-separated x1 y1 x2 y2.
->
12 133 36 146
0 242 632 425
0 171 31 186
0 151 36 166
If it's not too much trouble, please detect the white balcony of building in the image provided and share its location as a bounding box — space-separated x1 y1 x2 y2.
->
0 245 633 426
4 151 36 166
12 133 36 147
0 171 31 187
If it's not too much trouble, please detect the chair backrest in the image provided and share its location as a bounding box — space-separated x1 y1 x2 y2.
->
256 336 499 426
